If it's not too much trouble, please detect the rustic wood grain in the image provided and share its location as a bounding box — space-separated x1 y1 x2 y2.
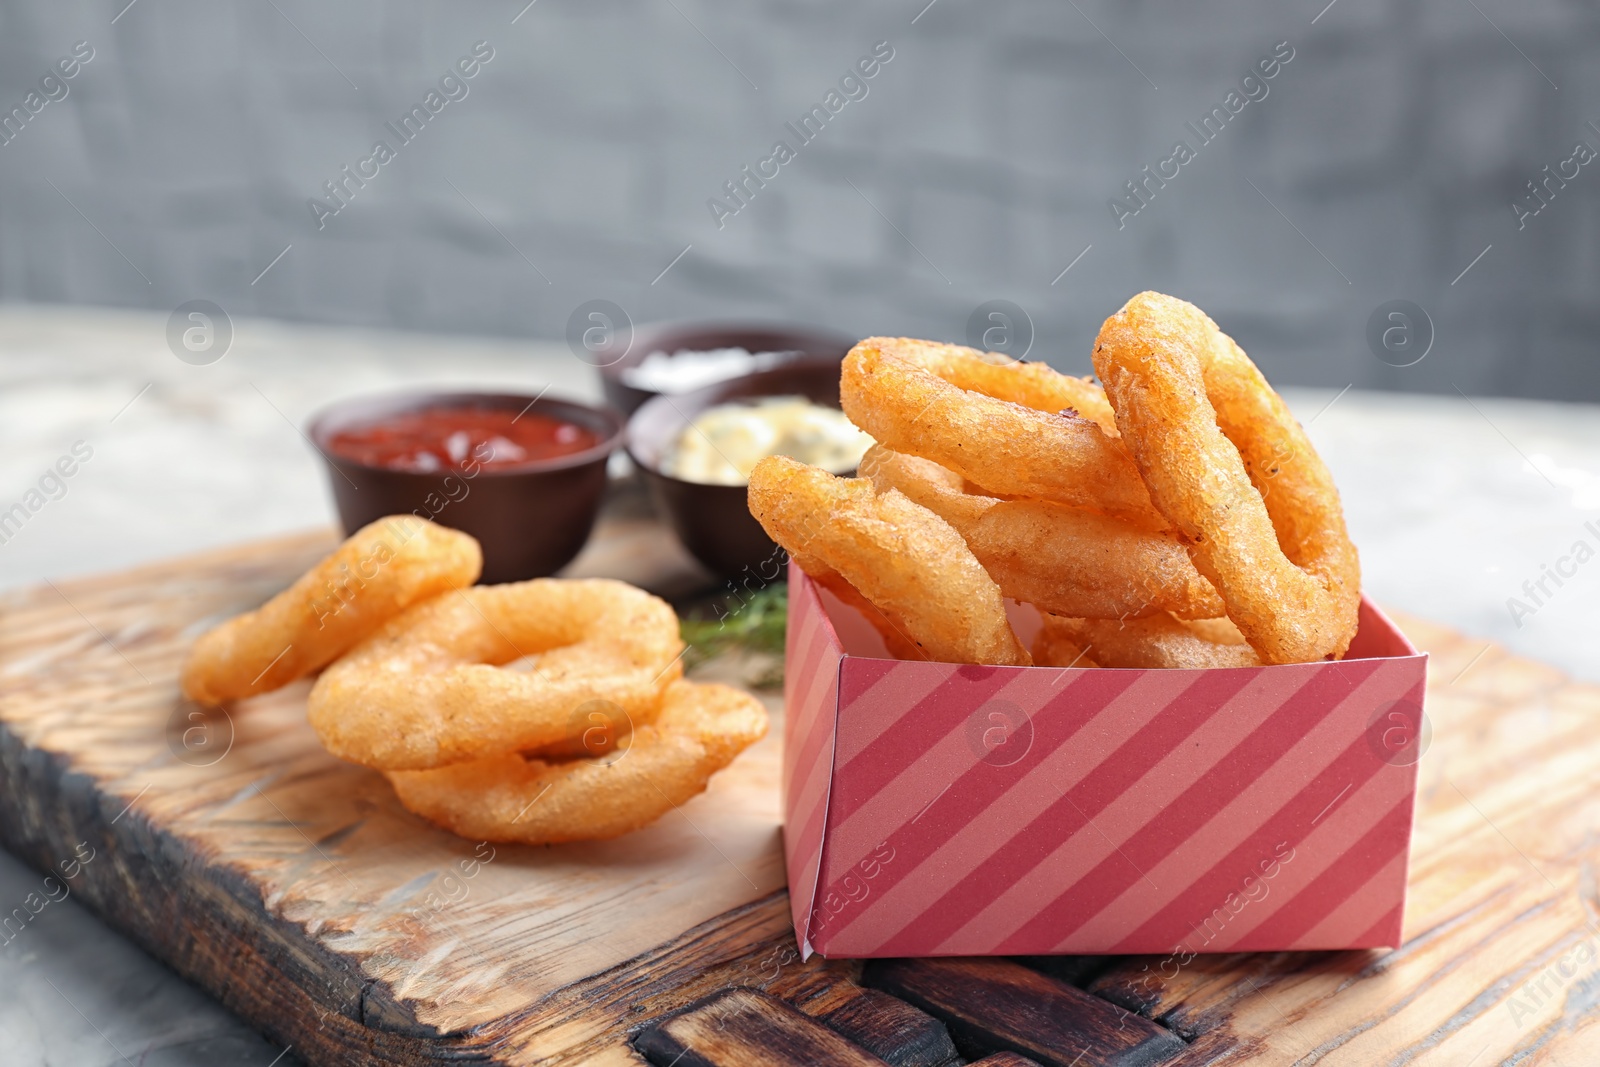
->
865 958 1188 1067
0 519 787 1064
634 987 894 1066
2 517 1598 1065
796 981 962 1066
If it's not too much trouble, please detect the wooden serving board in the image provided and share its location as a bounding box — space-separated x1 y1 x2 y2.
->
2 505 1599 1065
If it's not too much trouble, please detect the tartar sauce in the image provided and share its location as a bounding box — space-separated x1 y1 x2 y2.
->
661 396 873 485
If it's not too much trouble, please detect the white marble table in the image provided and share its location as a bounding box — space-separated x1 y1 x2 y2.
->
0 305 1595 1065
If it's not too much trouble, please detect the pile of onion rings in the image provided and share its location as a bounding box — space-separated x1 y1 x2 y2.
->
184 516 767 843
754 292 1359 669
861 445 1224 622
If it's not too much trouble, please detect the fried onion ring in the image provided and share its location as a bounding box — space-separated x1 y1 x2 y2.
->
852 337 1118 431
1030 623 1099 670
840 337 1161 523
748 456 1030 666
181 515 481 706
386 680 768 844
307 579 684 770
788 553 928 661
1092 292 1361 663
861 445 1224 620
1035 613 1260 670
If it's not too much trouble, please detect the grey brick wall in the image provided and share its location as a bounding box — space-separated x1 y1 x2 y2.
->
0 0 1596 401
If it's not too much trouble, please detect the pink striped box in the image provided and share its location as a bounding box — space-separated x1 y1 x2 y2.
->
782 563 1428 959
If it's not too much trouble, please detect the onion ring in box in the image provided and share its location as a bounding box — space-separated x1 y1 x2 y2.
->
307 579 683 770
1092 292 1360 663
861 446 1225 620
1030 623 1099 670
855 337 1120 432
748 456 1030 666
386 680 767 844
790 552 927 661
180 515 481 706
1035 613 1260 670
840 337 1161 523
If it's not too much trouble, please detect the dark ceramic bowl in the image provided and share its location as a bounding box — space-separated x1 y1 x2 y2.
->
308 390 625 585
598 321 855 417
626 356 848 581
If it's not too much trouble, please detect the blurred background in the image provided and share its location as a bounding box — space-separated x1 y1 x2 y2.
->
0 0 1595 400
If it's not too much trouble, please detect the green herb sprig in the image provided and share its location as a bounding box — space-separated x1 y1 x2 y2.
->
681 583 787 681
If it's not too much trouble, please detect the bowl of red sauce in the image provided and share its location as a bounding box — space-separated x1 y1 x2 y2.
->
308 391 624 583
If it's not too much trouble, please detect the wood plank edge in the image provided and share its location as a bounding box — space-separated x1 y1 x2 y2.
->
0 719 492 1066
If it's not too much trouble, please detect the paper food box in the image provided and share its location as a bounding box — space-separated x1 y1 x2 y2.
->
781 562 1428 959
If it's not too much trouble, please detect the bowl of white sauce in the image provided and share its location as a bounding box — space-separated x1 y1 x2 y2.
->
598 322 854 416
626 355 869 580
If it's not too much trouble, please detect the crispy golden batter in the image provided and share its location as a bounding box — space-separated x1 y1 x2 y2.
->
862 446 1224 620
748 456 1030 666
1092 292 1360 663
854 336 1119 431
307 579 683 770
180 516 481 706
1030 622 1100 670
790 553 928 661
1035 613 1261 670
1182 615 1252 646
386 680 767 844
840 337 1162 523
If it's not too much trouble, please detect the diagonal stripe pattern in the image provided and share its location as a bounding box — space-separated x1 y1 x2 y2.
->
782 569 1427 959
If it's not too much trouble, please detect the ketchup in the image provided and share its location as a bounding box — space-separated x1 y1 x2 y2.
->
326 405 599 473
